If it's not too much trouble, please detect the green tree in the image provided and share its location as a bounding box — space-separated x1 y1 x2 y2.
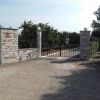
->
19 21 60 49
91 6 100 37
61 31 69 45
19 21 37 48
69 32 80 46
92 29 100 37
37 23 60 48
19 21 80 49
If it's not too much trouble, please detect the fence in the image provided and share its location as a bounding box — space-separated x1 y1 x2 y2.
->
0 27 93 65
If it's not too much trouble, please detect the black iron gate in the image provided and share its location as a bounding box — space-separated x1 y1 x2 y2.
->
41 32 80 58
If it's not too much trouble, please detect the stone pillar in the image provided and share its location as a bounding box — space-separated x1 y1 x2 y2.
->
80 28 91 60
37 27 42 57
0 28 18 64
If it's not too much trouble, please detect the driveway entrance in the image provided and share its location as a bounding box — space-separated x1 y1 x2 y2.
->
0 58 100 100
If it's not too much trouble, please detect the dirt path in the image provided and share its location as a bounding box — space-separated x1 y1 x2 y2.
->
0 58 100 100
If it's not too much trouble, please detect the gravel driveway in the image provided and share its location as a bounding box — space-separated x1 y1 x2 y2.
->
0 58 100 100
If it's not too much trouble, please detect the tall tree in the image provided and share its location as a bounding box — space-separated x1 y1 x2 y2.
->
61 31 69 45
19 21 60 48
91 6 100 37
37 23 60 48
69 32 80 44
19 21 80 49
19 21 37 48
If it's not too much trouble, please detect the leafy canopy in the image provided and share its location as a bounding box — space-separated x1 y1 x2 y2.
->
19 21 80 49
91 6 100 37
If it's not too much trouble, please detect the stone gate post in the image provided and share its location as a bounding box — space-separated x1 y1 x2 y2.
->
37 27 42 57
0 28 18 64
80 28 91 60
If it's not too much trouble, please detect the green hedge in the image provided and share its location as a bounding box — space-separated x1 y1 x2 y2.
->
90 41 99 56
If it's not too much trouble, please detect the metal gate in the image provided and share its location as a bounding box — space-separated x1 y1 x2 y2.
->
90 36 100 59
41 32 80 58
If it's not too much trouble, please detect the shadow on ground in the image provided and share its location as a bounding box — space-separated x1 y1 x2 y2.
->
50 58 81 64
40 59 100 100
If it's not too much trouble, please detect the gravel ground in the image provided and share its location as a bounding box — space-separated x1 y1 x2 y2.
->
0 58 100 100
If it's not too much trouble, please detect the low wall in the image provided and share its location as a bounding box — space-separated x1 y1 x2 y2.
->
17 48 39 62
1 48 39 64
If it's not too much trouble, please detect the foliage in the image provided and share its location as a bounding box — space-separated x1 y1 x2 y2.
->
61 31 69 45
91 29 100 37
19 21 37 48
91 6 100 37
19 21 80 49
37 23 59 47
69 32 80 45
19 21 60 48
90 41 99 56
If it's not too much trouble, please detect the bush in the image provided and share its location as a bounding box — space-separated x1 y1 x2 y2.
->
90 41 99 55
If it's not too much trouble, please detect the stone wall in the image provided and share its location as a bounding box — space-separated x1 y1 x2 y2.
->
17 48 39 62
0 28 39 64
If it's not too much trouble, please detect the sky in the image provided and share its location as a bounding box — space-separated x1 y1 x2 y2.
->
0 0 100 32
